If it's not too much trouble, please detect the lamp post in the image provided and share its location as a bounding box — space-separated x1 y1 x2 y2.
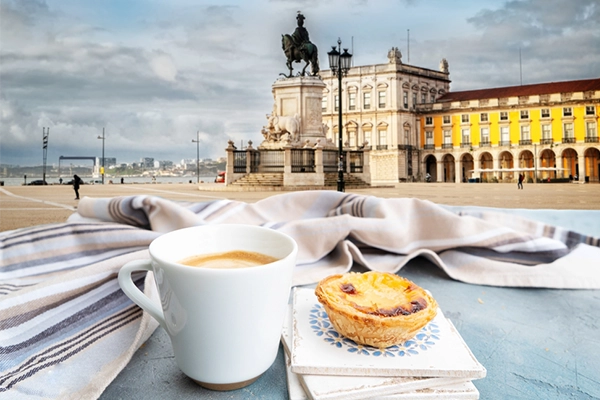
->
328 39 352 192
192 130 200 184
97 128 105 184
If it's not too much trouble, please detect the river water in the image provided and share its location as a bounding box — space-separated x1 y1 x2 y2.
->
0 176 217 186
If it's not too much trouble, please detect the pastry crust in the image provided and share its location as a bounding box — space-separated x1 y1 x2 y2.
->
315 272 438 348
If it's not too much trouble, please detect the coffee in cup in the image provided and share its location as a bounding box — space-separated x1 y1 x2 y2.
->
118 225 297 391
178 250 278 269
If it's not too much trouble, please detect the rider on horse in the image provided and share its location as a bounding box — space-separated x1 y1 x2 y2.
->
291 12 313 59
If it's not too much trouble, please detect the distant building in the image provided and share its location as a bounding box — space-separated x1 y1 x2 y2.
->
419 78 600 183
321 48 599 183
140 157 154 169
98 157 117 167
321 47 450 183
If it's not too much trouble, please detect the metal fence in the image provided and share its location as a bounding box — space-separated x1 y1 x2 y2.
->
348 151 364 173
323 149 343 173
233 151 246 173
291 149 315 173
257 150 284 173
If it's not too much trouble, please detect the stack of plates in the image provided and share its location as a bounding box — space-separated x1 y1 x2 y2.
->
282 288 487 400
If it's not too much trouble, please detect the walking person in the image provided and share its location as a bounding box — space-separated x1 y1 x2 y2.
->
73 174 82 200
518 173 524 190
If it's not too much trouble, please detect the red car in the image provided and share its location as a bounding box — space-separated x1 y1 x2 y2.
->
215 171 225 183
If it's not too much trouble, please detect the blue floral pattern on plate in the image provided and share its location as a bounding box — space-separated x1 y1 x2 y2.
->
309 303 440 357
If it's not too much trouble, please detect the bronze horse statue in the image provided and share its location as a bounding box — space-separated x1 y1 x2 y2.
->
281 34 319 78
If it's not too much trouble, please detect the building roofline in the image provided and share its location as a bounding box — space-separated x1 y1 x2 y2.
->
437 77 600 102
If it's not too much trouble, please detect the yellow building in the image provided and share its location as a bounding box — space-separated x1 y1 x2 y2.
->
419 78 600 183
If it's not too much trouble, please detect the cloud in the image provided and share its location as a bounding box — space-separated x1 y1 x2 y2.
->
1 0 598 167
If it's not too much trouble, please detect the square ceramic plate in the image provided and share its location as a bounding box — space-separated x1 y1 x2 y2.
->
289 288 486 379
284 353 480 400
282 304 476 400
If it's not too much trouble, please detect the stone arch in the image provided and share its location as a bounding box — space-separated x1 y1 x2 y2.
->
560 147 578 179
539 149 557 179
479 152 493 182
498 150 514 182
442 153 455 182
460 152 474 181
517 150 534 181
424 154 437 182
584 147 600 182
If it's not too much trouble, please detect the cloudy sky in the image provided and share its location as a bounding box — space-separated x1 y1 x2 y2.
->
1 0 599 166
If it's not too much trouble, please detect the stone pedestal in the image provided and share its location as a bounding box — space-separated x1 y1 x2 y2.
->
260 76 334 149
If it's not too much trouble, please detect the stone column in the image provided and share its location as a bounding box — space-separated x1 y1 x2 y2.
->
578 153 586 181
473 157 481 182
493 155 501 181
555 155 563 178
455 158 462 183
436 160 444 182
225 140 236 185
245 141 255 174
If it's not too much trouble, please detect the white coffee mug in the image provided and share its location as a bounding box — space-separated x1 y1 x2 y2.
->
118 224 298 390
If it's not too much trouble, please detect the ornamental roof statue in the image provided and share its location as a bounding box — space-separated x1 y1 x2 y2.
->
281 12 320 78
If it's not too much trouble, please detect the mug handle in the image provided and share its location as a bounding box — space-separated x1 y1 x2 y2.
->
118 259 166 329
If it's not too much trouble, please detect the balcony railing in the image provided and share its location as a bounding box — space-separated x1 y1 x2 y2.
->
423 144 435 150
479 141 491 147
442 143 453 149
540 138 554 145
562 137 576 143
499 141 511 146
585 136 599 143
519 139 532 145
376 144 388 150
460 142 471 148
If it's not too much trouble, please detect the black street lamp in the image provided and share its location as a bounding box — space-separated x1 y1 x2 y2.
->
328 39 352 192
192 131 200 184
97 128 105 184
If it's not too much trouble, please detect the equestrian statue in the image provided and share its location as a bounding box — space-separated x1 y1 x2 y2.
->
281 12 319 78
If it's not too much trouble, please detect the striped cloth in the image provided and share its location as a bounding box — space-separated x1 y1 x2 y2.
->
1 191 599 399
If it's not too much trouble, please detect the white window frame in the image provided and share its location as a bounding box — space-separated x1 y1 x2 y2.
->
322 97 327 112
480 127 490 143
541 108 550 118
500 126 510 143
563 107 573 117
378 129 387 145
425 116 433 126
520 125 530 140
443 129 452 144
348 93 356 111
443 115 451 124
500 111 509 121
334 94 339 112
585 106 595 116
403 91 408 109
426 130 433 145
421 92 427 104
364 130 371 146
461 128 470 144
542 124 552 139
348 130 356 147
363 92 371 110
461 114 469 123
520 110 529 120
586 122 596 138
480 113 489 122
378 91 386 108
412 92 417 109
563 122 574 138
